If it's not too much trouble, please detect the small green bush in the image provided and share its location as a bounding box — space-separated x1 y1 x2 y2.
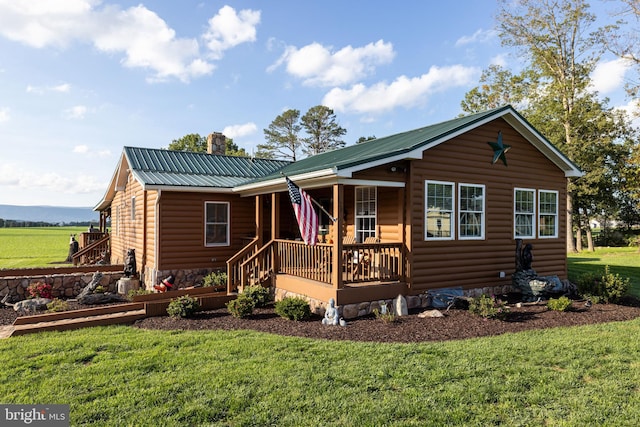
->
203 271 227 290
274 297 311 321
547 296 572 312
469 294 510 320
226 294 255 318
94 285 106 294
46 298 69 313
167 295 200 318
575 266 630 304
242 285 271 308
127 288 153 300
373 303 396 323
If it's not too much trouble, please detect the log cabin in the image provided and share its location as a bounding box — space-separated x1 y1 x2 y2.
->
94 106 582 317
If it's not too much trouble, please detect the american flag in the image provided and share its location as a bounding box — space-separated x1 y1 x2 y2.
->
286 177 318 245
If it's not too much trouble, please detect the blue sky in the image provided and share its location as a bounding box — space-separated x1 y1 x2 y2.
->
0 0 636 207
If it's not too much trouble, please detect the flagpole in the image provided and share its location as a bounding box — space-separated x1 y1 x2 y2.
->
283 174 337 223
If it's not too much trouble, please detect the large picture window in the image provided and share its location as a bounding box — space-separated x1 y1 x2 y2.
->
425 181 454 240
205 202 230 246
539 190 558 238
459 184 485 239
355 186 376 243
514 188 535 238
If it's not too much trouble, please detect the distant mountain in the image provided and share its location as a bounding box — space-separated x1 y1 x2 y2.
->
0 204 98 224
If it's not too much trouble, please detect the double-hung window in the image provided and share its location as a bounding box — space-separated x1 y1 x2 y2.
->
459 184 485 239
355 186 377 243
205 202 230 246
514 188 535 238
538 190 558 238
425 181 454 240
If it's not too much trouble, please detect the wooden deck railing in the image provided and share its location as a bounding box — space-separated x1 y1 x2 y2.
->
277 240 333 284
227 239 403 290
226 237 260 292
342 242 402 283
72 233 110 265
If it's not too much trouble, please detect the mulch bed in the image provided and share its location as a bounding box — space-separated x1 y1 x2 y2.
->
3 296 640 343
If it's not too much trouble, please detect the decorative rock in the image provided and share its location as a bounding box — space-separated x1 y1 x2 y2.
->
394 294 408 316
418 309 444 318
78 292 127 305
117 277 140 295
12 298 52 312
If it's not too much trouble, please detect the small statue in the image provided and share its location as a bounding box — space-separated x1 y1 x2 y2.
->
154 275 175 293
124 249 137 277
322 298 340 326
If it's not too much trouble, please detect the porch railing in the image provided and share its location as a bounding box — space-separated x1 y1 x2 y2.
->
277 240 333 284
342 242 402 283
227 238 403 290
72 232 110 266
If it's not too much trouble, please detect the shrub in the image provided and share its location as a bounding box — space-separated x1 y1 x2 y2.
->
94 285 106 294
242 285 271 308
469 294 510 320
46 298 69 313
226 294 255 318
167 295 200 318
575 266 630 304
373 303 396 323
547 296 572 312
127 288 153 300
203 271 227 290
27 281 52 299
274 297 311 321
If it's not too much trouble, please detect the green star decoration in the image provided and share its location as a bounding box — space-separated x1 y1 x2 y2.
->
487 131 511 166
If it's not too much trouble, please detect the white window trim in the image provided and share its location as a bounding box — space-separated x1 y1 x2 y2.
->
204 201 230 247
514 188 536 239
354 186 377 243
425 180 455 241
458 183 485 240
538 190 559 238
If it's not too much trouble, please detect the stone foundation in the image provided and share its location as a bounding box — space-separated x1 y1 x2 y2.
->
274 284 514 320
0 271 125 303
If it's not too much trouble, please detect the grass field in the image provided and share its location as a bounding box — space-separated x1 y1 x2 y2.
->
1 321 639 426
0 227 86 268
568 246 640 296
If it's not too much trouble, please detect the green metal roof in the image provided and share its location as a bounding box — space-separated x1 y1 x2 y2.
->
124 146 291 188
251 105 581 183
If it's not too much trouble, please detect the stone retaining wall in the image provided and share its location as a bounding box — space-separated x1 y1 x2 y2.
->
0 271 125 303
143 267 221 291
275 284 514 320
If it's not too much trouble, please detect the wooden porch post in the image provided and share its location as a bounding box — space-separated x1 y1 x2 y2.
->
271 192 280 273
331 184 344 290
255 195 263 247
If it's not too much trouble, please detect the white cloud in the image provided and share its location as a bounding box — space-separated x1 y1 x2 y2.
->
63 105 88 120
0 107 9 123
590 58 632 95
455 29 497 47
73 144 112 158
616 99 640 129
223 122 257 139
323 65 480 115
203 5 260 60
73 144 89 153
26 82 71 94
272 40 395 87
0 163 104 194
0 1 263 82
489 53 508 68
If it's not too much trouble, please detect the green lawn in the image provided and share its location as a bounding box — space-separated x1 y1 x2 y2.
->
1 322 639 426
568 246 640 296
0 227 85 268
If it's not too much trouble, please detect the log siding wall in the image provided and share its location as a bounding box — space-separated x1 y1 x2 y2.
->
406 118 567 293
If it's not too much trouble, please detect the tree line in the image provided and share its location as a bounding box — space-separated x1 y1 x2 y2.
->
168 0 640 253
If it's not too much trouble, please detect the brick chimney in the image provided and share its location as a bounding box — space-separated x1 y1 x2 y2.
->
206 132 226 155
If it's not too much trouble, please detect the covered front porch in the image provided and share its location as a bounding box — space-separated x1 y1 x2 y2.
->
228 179 409 306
